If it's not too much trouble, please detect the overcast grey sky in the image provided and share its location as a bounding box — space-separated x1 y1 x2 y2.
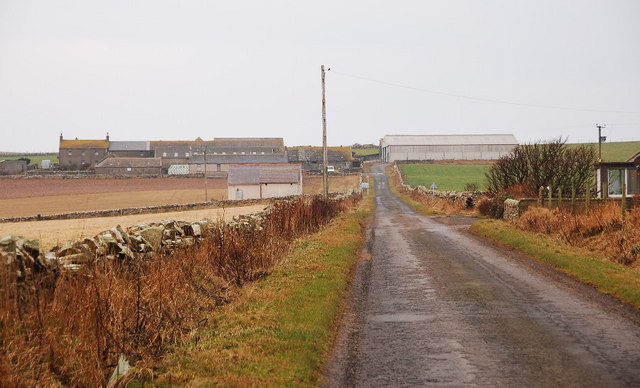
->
1 0 639 152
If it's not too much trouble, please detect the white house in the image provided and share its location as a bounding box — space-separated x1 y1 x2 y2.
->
227 164 302 200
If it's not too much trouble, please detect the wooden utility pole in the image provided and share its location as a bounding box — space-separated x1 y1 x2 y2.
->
203 148 208 202
321 65 328 197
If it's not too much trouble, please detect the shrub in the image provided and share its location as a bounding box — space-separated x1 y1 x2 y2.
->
486 138 597 197
464 182 479 192
476 195 509 219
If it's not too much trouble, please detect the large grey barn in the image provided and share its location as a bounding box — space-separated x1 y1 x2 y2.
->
380 134 518 162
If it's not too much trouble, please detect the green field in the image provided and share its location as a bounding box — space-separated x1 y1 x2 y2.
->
399 164 491 191
567 141 640 162
352 147 378 156
0 153 58 166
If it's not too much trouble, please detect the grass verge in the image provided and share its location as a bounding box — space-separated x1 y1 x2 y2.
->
471 219 640 310
149 194 373 386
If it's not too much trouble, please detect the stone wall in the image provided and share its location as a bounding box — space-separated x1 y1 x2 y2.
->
502 199 521 220
392 163 482 208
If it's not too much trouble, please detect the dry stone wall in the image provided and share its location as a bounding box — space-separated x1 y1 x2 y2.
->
392 163 482 208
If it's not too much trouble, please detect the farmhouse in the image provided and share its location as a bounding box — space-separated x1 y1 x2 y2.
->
58 134 109 170
595 152 640 197
379 134 518 162
287 146 354 172
0 159 28 175
95 157 163 176
227 164 302 200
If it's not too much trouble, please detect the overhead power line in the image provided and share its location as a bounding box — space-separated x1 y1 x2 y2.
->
330 70 640 115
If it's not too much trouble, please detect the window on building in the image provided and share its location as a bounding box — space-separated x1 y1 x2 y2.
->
185 152 190 157
127 167 132 171
95 151 99 156
608 169 623 196
196 164 202 171
261 152 265 155
174 152 178 157
68 151 73 156
233 152 237 155
163 152 167 157
140 152 144 156
241 152 245 155
81 151 86 156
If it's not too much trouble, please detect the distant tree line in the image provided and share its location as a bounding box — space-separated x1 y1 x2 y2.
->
351 143 377 149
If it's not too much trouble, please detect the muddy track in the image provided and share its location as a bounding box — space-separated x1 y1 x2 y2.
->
323 164 640 387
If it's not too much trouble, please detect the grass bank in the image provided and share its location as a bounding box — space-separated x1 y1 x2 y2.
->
398 164 490 191
150 194 373 386
471 219 640 310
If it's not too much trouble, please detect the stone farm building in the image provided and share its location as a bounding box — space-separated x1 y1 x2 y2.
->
0 159 28 175
95 157 163 176
287 146 354 172
227 164 302 200
58 134 109 170
379 134 518 162
188 154 289 175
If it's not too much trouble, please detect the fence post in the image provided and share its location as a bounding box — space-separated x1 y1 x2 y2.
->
622 183 627 219
547 185 553 209
585 183 591 214
557 186 563 209
538 186 544 206
603 181 608 200
571 186 576 213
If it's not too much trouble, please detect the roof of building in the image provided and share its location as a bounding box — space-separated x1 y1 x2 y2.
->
380 134 518 146
213 138 284 149
228 164 301 185
95 157 162 168
287 146 352 162
60 139 109 149
189 154 289 164
109 141 151 151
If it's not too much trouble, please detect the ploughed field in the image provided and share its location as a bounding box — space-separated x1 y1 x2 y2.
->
0 175 359 218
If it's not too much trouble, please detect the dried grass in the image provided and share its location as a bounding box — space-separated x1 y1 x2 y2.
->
0 194 361 386
514 203 640 266
390 165 468 215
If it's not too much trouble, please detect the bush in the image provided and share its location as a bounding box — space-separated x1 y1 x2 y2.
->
464 182 479 192
485 138 597 197
477 195 509 219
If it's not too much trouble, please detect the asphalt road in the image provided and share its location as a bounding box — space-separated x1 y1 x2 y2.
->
323 164 640 387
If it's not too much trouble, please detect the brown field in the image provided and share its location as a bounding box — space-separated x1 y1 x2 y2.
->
0 175 359 218
0 205 266 250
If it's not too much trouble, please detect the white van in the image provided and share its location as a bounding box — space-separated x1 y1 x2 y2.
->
327 166 335 173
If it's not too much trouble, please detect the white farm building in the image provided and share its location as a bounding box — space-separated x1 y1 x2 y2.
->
227 164 302 200
380 134 518 162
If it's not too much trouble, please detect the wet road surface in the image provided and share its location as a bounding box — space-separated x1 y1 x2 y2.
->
323 164 640 387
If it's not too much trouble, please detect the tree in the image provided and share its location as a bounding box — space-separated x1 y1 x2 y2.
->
485 138 597 197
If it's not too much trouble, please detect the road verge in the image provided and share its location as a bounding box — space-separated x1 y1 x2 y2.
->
471 219 640 310
149 194 374 386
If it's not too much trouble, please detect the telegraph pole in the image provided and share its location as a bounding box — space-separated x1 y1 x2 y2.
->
321 65 329 197
596 123 606 162
203 148 208 201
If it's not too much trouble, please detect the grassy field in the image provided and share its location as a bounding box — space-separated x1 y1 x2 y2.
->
352 148 378 156
150 193 373 386
0 153 58 166
399 164 491 191
471 219 640 310
567 141 640 162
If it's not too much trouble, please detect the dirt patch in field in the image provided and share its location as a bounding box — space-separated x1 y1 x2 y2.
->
0 204 265 250
0 177 226 199
0 189 228 218
0 175 359 218
303 175 360 194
